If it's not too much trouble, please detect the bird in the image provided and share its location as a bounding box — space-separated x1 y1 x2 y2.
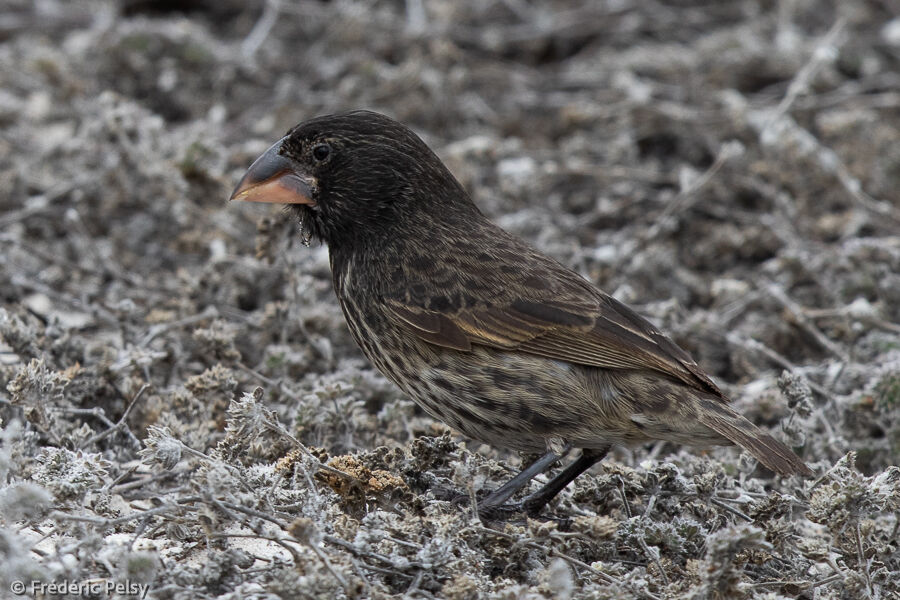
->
230 110 812 517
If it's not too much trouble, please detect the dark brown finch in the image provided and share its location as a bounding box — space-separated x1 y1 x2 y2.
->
231 110 812 516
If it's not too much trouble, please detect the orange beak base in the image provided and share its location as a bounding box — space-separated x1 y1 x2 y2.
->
230 139 316 205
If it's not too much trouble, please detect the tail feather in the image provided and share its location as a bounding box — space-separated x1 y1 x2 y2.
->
696 400 812 476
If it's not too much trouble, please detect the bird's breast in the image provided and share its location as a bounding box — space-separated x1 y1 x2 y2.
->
331 257 643 452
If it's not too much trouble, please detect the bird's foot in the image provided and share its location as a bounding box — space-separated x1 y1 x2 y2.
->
429 485 466 503
430 485 567 524
431 487 529 519
429 486 489 510
477 501 573 528
476 490 554 521
476 500 527 521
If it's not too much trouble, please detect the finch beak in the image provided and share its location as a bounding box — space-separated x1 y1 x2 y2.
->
230 139 316 205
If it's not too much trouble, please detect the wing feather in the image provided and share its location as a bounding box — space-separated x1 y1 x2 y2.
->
380 227 725 400
385 290 724 398
386 302 472 351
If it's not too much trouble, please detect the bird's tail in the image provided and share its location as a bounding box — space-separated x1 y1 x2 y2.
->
695 398 812 476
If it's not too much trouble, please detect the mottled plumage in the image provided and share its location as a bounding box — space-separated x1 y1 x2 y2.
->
231 110 811 515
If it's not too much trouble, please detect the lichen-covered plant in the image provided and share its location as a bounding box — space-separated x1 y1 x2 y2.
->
1 0 898 597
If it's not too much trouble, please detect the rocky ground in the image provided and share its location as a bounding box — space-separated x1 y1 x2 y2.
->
1 1 899 598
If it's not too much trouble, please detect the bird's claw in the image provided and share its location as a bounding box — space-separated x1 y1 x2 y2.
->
476 500 526 521
430 486 562 523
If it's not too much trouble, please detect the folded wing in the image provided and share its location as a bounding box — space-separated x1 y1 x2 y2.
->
384 278 726 401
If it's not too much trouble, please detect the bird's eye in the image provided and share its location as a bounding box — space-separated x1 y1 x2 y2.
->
312 143 331 162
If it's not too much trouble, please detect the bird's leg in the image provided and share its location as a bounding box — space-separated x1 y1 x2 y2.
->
478 447 570 511
519 445 610 516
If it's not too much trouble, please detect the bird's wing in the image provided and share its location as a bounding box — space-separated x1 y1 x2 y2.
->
384 277 726 400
